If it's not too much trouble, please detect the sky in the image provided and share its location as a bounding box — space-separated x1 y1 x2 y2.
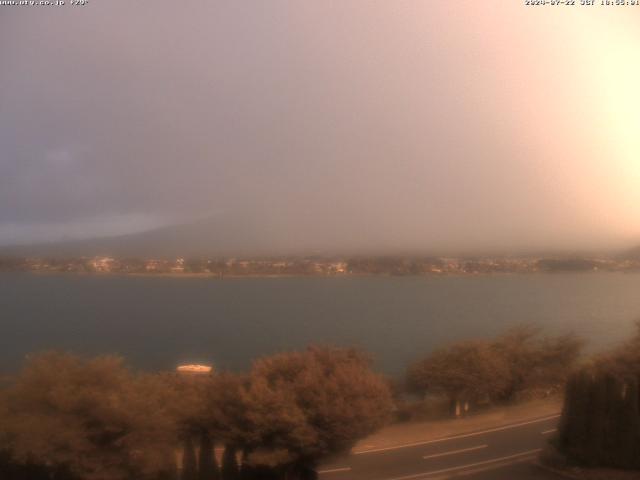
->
1 1 640 253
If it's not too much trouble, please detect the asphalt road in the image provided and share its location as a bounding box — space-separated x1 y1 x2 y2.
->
317 414 566 480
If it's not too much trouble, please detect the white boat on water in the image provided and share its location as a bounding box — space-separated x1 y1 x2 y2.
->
176 364 213 374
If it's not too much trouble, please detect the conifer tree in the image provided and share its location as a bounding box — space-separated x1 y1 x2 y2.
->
600 373 619 466
585 372 607 465
559 371 590 458
616 378 639 468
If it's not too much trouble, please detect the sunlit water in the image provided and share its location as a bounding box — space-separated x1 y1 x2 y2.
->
1 272 639 376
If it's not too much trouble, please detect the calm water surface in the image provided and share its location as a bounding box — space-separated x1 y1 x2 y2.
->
1 272 639 375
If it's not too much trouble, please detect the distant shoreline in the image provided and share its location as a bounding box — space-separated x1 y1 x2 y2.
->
3 255 638 278
8 270 639 280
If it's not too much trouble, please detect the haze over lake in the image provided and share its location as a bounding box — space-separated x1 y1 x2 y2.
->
2 272 639 376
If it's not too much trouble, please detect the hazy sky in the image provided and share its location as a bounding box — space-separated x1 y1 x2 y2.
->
1 1 639 252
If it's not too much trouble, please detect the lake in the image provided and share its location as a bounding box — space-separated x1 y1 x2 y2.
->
1 272 639 376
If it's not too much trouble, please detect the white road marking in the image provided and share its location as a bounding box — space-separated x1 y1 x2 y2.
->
427 451 541 479
318 467 352 475
541 428 557 435
422 444 488 460
383 449 542 480
353 414 560 455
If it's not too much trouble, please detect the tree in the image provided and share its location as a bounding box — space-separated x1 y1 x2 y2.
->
534 333 583 385
153 370 221 480
0 352 177 480
491 325 540 400
612 377 640 468
556 369 640 469
407 340 511 416
597 320 640 379
198 431 218 480
492 326 583 401
557 370 589 460
0 347 392 480
221 446 240 480
554 323 640 471
182 436 197 480
584 371 608 464
238 347 393 477
200 373 250 453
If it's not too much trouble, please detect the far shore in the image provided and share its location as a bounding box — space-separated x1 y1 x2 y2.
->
10 270 636 280
11 268 640 280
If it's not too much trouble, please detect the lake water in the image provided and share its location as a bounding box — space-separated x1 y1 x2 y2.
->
1 272 640 376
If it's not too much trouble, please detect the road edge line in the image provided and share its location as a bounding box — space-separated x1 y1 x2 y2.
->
353 414 560 455
383 449 542 480
422 444 488 460
317 467 352 475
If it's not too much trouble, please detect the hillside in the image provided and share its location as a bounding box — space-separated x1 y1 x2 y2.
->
0 216 294 259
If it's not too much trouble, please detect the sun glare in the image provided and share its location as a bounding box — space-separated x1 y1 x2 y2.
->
575 15 640 235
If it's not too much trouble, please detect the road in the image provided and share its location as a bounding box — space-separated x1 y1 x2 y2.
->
317 414 565 480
